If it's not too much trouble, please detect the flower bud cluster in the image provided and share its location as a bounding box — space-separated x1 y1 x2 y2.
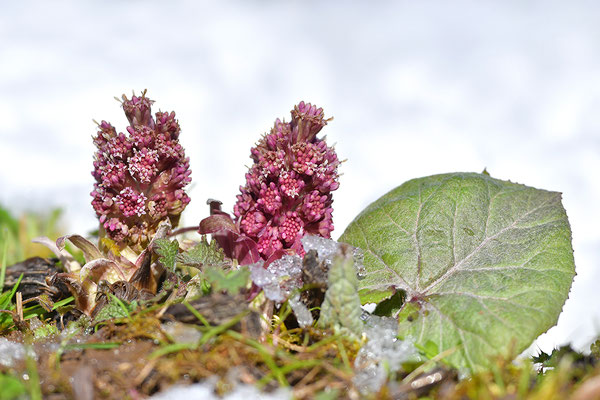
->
233 102 340 259
91 91 191 251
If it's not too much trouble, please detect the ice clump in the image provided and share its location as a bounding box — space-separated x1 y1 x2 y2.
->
301 235 366 278
301 235 340 260
150 377 291 400
353 312 421 394
249 255 302 303
252 237 366 303
162 321 202 344
249 263 282 302
287 294 313 328
0 338 26 367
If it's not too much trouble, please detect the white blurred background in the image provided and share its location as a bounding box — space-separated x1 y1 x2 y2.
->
1 1 599 353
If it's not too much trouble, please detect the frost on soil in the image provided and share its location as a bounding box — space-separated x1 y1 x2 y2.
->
353 312 420 394
0 338 26 368
161 321 203 344
150 377 291 400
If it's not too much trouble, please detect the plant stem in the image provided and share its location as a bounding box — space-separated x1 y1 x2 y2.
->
168 226 199 237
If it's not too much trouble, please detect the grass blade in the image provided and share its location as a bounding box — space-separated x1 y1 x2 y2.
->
149 343 197 359
0 228 8 293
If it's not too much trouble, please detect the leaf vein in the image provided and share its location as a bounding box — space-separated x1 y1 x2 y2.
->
357 218 413 292
464 265 571 275
426 302 488 370
423 195 556 293
413 176 454 290
415 184 424 290
381 207 412 237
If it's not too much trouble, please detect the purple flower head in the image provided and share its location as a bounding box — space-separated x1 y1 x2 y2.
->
233 102 340 259
91 90 191 251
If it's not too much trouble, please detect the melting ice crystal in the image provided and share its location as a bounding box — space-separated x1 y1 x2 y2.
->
353 312 421 394
301 235 366 278
249 255 303 303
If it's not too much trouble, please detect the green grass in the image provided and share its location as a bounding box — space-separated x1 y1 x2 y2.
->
0 205 72 267
0 373 27 400
0 228 8 293
22 296 74 321
25 346 42 400
0 274 23 330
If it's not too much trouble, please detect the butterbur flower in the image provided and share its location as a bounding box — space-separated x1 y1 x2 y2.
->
234 102 340 259
91 90 191 252
31 91 187 317
200 102 340 263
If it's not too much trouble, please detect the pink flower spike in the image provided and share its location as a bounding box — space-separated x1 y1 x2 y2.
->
231 102 340 260
91 91 192 251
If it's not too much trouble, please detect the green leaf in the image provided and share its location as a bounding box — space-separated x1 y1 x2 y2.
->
0 206 19 235
154 238 180 271
33 321 59 339
590 339 600 359
340 172 575 371
0 373 27 400
93 295 136 322
0 274 23 330
357 287 395 304
318 247 363 339
416 340 441 360
177 237 226 268
373 290 405 317
204 267 250 295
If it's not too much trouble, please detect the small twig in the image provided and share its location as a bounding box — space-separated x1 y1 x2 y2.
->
134 359 157 387
294 378 344 399
321 361 354 380
294 365 322 388
155 293 180 319
259 300 275 343
21 298 39 306
16 292 23 322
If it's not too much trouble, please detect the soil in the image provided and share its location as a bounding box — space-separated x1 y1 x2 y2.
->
3 257 599 400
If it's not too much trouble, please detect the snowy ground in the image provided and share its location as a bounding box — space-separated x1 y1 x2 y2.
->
1 1 599 353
